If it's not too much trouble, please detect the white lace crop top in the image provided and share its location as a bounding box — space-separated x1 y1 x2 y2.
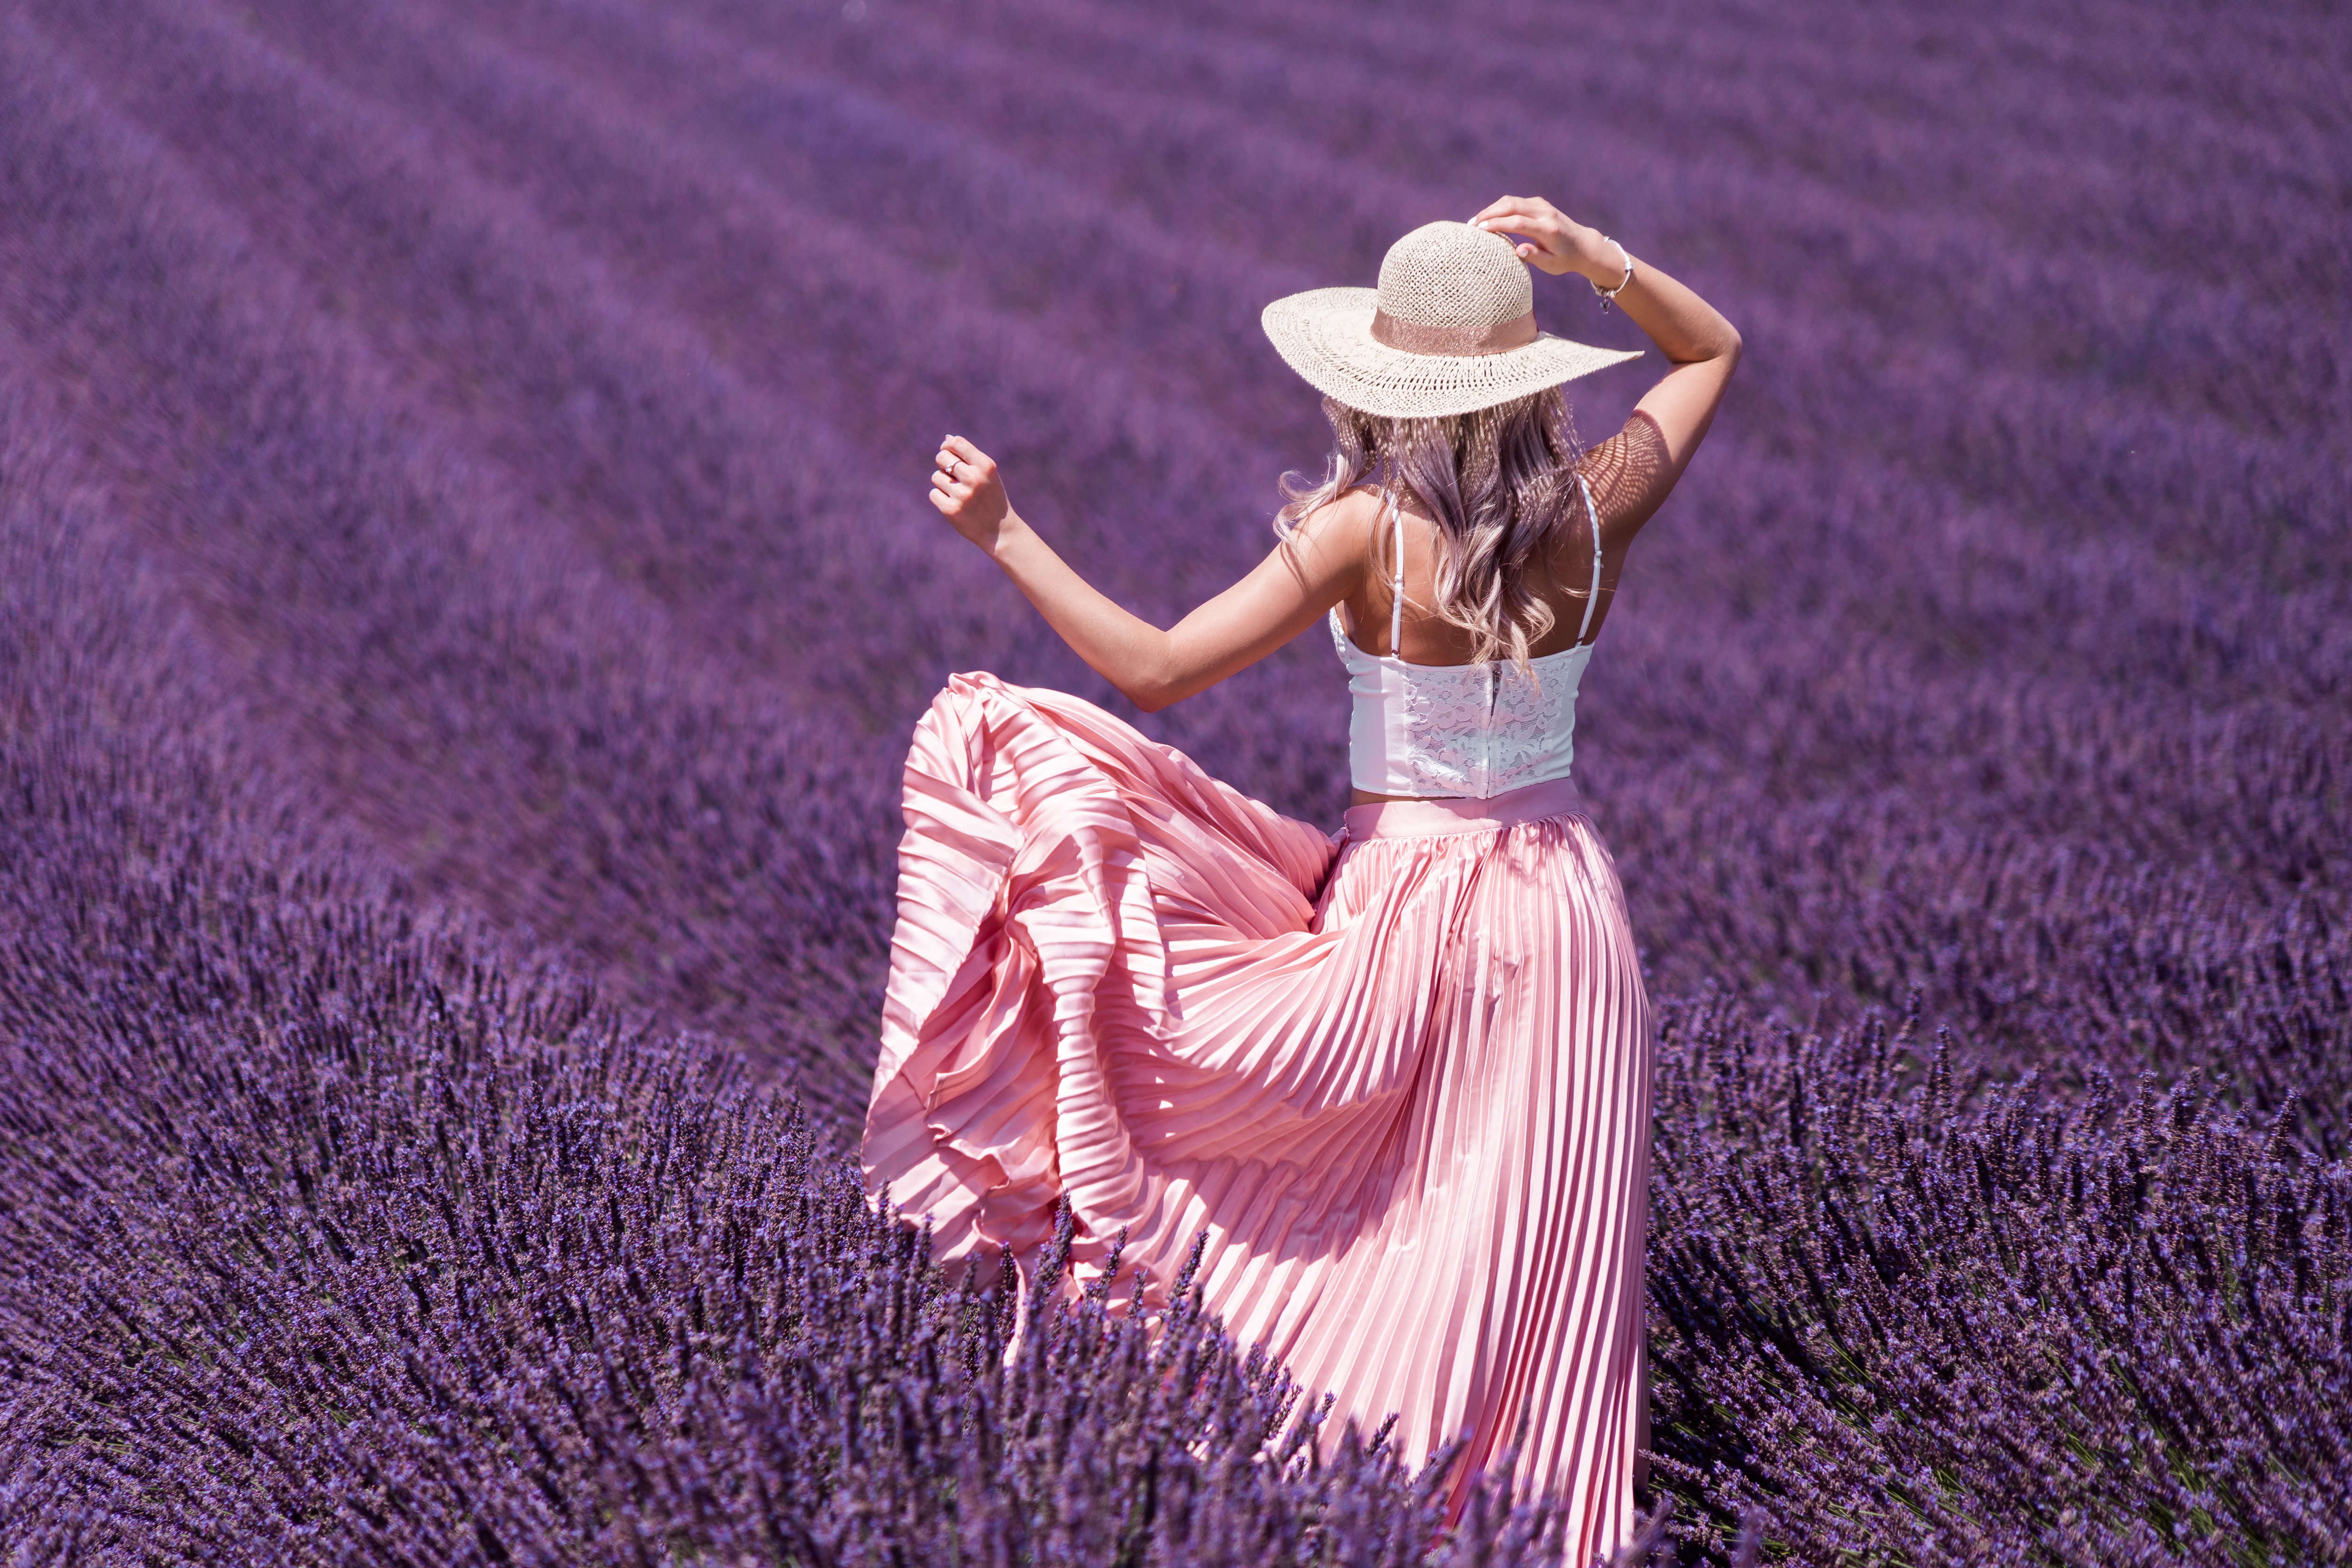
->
1329 478 1603 800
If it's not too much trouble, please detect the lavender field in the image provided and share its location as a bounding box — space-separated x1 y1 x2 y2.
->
1 0 2346 1560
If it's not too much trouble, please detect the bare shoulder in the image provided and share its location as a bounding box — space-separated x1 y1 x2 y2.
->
1573 414 1677 546
1285 484 1384 561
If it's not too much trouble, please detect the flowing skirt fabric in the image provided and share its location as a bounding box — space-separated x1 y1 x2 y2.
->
862 673 1651 1559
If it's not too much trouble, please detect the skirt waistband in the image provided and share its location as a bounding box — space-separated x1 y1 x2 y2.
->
1337 775 1585 843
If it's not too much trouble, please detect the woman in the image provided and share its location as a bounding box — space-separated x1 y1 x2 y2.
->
862 195 1738 1559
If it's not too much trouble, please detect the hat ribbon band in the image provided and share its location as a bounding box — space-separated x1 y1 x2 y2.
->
1369 308 1539 357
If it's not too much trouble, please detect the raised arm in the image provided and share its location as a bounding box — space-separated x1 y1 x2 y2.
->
1471 196 1740 542
927 436 1375 712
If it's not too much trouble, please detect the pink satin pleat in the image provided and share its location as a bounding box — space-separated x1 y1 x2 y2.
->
863 673 1652 1560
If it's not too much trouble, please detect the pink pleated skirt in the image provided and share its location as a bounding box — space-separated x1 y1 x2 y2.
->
862 672 1651 1559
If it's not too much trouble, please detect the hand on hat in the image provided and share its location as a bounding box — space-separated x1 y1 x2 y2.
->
1470 196 1620 286
930 434 1014 550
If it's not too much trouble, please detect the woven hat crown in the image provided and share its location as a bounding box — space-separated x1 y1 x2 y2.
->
1376 222 1533 329
1258 220 1640 419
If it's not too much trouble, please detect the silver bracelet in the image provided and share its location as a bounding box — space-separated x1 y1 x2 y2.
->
1590 238 1633 310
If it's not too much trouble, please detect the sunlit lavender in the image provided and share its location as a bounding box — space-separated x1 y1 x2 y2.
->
0 0 2344 1561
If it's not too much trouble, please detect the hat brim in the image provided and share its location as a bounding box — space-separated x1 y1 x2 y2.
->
1262 287 1642 421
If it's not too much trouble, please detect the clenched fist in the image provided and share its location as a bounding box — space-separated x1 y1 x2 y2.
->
930 434 1014 552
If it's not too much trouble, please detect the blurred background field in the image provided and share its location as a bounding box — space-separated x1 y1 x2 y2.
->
1 0 2346 1561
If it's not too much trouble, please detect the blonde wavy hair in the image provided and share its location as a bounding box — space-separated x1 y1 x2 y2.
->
1276 389 1592 670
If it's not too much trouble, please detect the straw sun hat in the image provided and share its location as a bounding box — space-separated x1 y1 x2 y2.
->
1261 220 1641 420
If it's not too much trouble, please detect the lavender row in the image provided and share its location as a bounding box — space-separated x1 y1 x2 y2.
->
14 0 2333 1114
0 25 903 1108
667 0 2345 490
1642 1001 2350 1561
38 0 1357 791
13 0 2344 1110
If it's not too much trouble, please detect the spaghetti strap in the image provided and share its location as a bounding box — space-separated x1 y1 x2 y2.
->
1574 475 1604 644
1388 491 1407 656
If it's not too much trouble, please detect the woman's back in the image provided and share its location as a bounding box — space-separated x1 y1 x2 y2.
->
1327 470 1597 801
1329 415 1671 666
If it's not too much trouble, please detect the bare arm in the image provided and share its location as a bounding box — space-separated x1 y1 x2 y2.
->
926 436 1373 712
1471 195 1740 542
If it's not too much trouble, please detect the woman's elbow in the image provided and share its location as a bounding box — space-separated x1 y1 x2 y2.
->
1123 667 1192 713
1122 640 1205 712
